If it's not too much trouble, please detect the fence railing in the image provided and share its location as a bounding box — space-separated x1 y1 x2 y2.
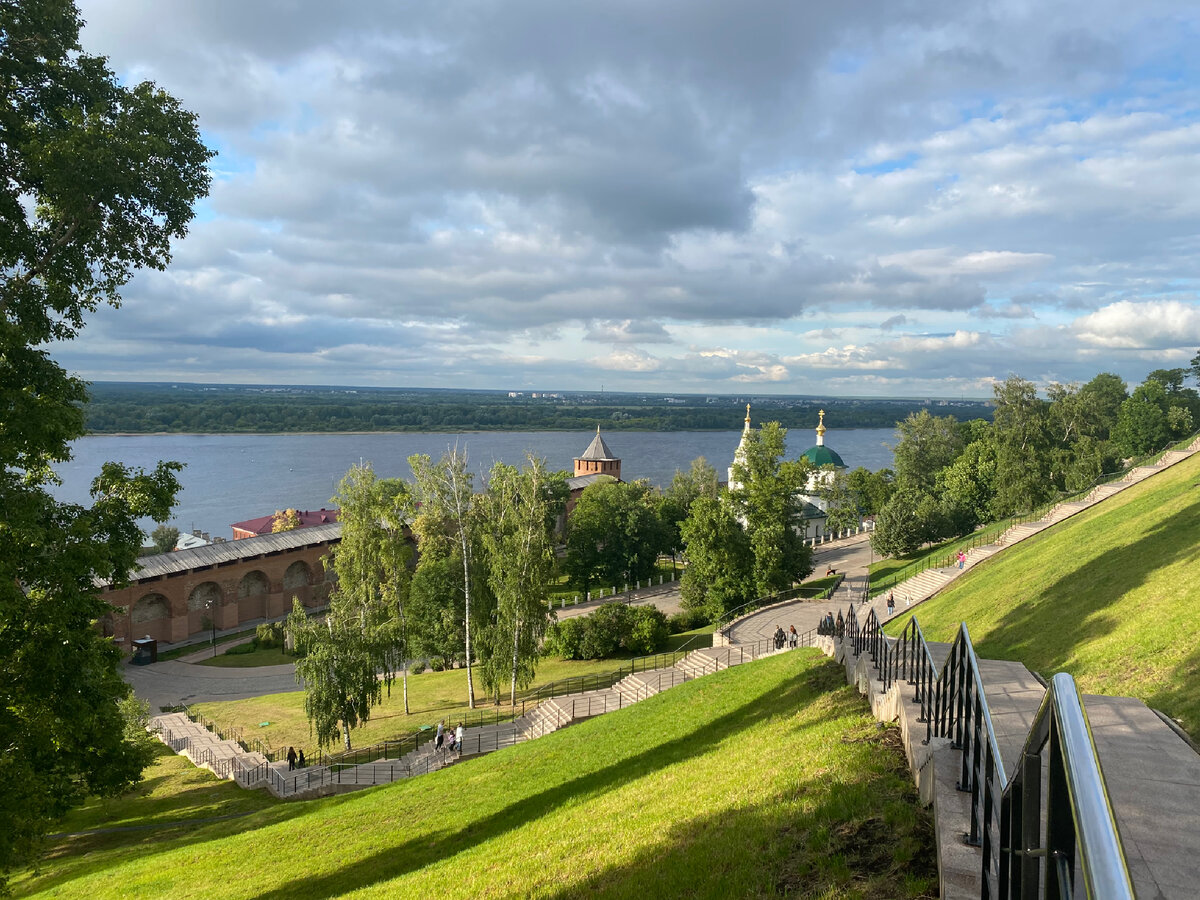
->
867 426 1200 598
835 609 1133 899
996 673 1134 900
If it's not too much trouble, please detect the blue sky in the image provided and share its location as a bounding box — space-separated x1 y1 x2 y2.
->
62 0 1200 396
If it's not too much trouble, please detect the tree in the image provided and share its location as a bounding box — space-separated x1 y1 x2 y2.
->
289 598 384 751
1113 380 1172 456
870 487 925 558
409 447 486 708
990 376 1053 516
728 421 813 596
271 508 301 532
150 524 180 554
565 480 663 594
478 457 557 705
891 410 964 493
1079 372 1127 441
658 457 720 569
0 0 211 881
845 466 894 517
679 494 754 622
1190 349 1200 386
816 468 861 536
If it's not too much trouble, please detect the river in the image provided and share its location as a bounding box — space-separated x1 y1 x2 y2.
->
55 428 896 539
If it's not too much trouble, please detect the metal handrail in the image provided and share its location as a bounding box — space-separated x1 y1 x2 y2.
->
829 612 1136 899
885 615 939 744
996 673 1134 900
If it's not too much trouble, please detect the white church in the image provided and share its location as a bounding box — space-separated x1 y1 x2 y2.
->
728 405 849 540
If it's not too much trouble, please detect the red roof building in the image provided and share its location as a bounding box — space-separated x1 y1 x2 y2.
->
230 508 340 540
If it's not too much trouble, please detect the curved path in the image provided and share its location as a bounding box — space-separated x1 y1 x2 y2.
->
123 659 301 711
725 533 875 645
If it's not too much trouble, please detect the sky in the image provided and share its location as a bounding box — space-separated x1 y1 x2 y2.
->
58 0 1200 397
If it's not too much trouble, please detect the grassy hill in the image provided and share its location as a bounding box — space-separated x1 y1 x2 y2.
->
17 651 934 899
895 452 1200 736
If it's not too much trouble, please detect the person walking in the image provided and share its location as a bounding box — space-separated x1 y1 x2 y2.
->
297 749 306 768
886 594 895 617
788 625 798 648
957 550 966 569
287 746 297 771
455 722 464 756
435 720 445 753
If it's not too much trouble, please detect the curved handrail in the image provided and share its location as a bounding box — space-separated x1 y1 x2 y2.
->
997 673 1134 900
829 611 1135 897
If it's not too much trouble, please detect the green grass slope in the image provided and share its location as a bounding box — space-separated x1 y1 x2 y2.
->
897 452 1200 735
19 652 934 899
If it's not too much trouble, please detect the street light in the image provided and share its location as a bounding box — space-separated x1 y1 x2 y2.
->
205 597 216 657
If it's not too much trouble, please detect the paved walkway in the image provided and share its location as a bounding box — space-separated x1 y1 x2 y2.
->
124 659 301 710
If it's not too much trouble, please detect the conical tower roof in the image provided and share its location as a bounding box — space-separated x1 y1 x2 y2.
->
579 426 618 461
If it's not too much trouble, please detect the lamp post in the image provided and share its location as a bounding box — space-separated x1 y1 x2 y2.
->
205 598 216 657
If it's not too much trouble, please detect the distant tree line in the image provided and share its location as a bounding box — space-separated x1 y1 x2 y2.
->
82 382 992 434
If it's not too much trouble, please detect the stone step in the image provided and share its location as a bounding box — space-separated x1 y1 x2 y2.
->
1084 695 1200 900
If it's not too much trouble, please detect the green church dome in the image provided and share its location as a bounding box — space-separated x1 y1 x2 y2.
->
800 444 846 468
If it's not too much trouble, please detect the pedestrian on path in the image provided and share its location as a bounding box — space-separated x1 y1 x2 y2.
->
298 749 306 768
835 611 844 638
788 625 798 648
886 594 895 617
957 550 966 569
287 746 297 771
435 720 445 753
455 722 464 756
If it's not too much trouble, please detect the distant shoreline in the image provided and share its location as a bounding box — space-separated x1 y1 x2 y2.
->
85 425 899 438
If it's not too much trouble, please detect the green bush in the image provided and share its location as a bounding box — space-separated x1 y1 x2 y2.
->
254 621 285 650
411 662 426 675
225 642 258 656
545 617 588 660
667 609 708 633
627 606 669 656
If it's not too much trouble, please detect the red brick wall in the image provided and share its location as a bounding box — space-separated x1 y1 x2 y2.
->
103 540 334 647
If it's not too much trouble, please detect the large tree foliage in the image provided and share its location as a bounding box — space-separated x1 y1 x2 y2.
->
891 410 964 493
0 0 211 881
409 448 489 708
289 465 414 747
728 421 813 596
478 456 558 705
565 479 663 594
679 494 754 622
657 456 719 567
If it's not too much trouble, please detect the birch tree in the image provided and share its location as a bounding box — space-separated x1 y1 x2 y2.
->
479 457 558 705
288 464 415 748
409 447 483 708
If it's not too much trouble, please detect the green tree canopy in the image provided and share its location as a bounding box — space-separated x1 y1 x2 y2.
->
679 494 754 622
891 410 964 494
728 421 813 596
565 480 663 593
149 524 179 554
0 0 211 881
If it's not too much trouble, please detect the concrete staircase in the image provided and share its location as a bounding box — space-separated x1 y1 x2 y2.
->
828 627 1200 899
151 712 270 787
219 639 805 798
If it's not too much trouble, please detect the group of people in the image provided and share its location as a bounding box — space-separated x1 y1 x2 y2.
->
285 746 306 770
434 720 465 756
772 624 799 650
816 611 837 636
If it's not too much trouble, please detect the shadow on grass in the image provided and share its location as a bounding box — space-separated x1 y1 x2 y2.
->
249 657 839 900
539 727 936 899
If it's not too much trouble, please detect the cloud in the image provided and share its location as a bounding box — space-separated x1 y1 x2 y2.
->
1072 299 1200 349
44 0 1200 396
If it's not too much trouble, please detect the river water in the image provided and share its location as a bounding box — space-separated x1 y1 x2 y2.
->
55 428 896 539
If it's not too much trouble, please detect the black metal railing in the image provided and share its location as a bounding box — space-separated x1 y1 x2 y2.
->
828 613 1133 898
884 615 939 744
